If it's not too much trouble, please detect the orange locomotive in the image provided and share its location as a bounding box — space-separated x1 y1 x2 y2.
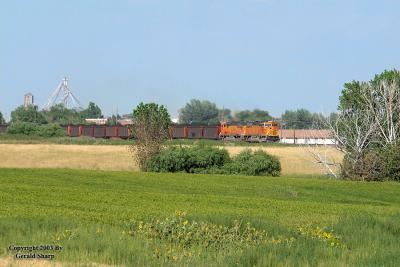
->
219 121 279 142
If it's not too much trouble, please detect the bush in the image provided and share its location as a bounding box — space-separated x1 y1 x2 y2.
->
341 144 400 181
187 145 230 172
147 146 281 177
146 145 230 173
223 150 281 176
36 124 65 137
146 146 191 173
7 122 65 137
7 122 39 135
381 144 400 181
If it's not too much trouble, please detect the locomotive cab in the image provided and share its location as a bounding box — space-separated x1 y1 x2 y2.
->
261 121 279 141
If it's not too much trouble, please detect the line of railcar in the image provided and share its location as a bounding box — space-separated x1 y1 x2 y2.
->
0 121 280 142
66 125 131 139
65 120 280 142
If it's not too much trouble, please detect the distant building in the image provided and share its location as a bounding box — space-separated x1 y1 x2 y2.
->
117 118 133 126
85 118 108 125
24 93 34 107
279 129 336 145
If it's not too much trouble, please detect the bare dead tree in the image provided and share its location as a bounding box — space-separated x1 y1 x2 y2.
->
363 79 400 146
301 121 340 179
326 108 377 165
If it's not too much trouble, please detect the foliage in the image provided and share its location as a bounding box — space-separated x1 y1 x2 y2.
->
281 108 325 129
0 111 5 124
146 146 190 172
218 108 232 122
297 225 346 249
233 109 272 122
10 105 47 124
107 114 122 125
128 211 295 262
42 103 83 124
7 122 39 136
223 150 281 176
130 102 171 170
147 146 280 176
341 144 400 181
41 102 103 125
179 99 219 124
7 122 65 137
36 123 66 137
81 102 102 119
146 145 229 173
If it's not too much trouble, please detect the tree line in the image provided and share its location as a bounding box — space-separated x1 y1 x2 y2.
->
1 99 329 129
178 99 327 128
0 102 103 137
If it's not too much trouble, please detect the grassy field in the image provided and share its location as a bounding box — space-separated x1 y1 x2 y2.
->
0 144 342 176
0 168 399 266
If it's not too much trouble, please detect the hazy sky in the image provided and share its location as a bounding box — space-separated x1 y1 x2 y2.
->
1 0 399 119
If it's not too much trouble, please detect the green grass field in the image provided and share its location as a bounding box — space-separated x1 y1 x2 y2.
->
0 168 399 266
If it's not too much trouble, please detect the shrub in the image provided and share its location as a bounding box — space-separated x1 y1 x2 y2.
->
147 146 281 177
128 211 286 254
223 150 281 176
146 145 230 173
7 122 39 135
381 144 400 181
146 146 191 172
36 123 65 137
341 144 400 181
187 145 230 172
7 122 65 137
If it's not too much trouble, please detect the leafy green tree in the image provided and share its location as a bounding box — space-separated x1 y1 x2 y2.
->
339 69 400 112
281 109 324 129
233 109 272 122
42 104 82 125
179 99 219 124
10 106 47 124
130 102 171 171
0 111 5 124
81 102 102 119
7 122 65 137
107 114 122 125
218 108 232 122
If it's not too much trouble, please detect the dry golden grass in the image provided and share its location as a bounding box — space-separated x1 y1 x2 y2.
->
0 144 343 175
224 146 343 176
0 144 136 171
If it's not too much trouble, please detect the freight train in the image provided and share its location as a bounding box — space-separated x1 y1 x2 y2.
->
65 120 280 142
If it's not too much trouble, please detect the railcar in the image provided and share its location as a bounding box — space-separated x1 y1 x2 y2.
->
65 121 280 142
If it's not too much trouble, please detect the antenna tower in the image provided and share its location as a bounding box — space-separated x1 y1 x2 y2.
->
43 77 83 110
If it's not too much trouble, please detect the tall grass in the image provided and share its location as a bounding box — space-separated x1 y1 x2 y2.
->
0 168 399 266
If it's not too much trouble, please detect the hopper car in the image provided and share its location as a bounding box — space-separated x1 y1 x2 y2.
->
64 120 280 142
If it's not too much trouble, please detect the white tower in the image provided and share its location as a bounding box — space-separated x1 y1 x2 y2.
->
43 77 83 110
